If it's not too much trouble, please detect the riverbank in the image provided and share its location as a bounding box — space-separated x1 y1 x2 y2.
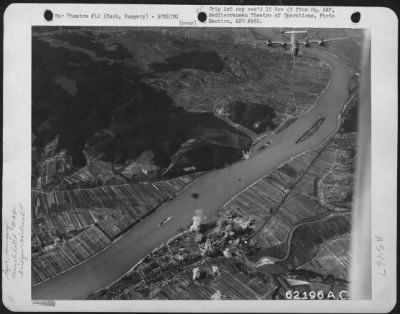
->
32 48 353 300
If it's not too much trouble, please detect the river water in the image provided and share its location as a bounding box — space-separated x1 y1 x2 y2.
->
32 48 353 300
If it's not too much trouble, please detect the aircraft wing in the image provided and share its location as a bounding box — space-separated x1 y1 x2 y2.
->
306 37 349 43
306 39 323 44
254 40 284 44
254 40 286 47
323 37 350 42
271 41 286 46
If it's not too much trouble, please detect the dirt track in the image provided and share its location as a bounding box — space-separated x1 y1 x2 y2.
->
32 47 353 300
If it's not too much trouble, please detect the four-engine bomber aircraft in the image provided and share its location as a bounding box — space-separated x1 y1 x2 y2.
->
250 29 349 56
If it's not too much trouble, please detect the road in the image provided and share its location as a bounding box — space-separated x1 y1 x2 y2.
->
32 47 353 300
244 212 351 268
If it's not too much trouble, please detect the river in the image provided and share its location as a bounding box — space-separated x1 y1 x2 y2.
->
32 47 353 300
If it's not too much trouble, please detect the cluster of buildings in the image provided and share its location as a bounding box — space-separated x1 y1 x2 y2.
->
189 212 255 259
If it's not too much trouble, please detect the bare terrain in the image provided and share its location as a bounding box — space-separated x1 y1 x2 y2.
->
31 27 362 300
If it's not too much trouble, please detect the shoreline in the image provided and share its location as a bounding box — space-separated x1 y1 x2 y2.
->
32 48 355 300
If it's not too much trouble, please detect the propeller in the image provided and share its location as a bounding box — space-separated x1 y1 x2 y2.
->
305 29 350 48
302 28 315 48
249 28 283 47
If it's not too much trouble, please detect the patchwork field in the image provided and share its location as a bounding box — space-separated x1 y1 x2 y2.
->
87 224 278 300
155 259 277 300
298 233 351 280
253 130 355 253
32 225 111 284
31 27 362 299
32 173 202 285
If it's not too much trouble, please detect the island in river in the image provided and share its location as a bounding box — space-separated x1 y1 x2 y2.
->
31 27 362 300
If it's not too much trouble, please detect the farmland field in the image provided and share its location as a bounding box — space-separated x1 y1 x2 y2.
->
31 26 363 300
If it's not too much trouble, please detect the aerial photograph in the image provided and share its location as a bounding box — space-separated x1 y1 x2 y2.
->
31 26 364 300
